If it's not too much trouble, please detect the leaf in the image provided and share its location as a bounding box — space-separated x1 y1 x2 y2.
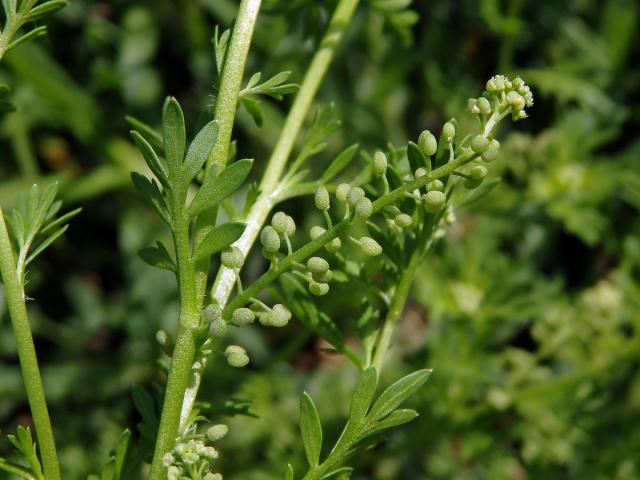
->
406 141 427 173
213 27 230 75
319 144 359 183
130 173 170 224
300 392 323 467
187 159 253 218
8 426 43 480
130 131 169 189
457 178 501 207
113 430 131 480
25 225 68 265
321 467 354 479
240 96 263 126
24 0 67 22
284 464 294 480
125 116 164 153
348 367 377 425
138 241 175 272
192 222 245 261
368 409 418 433
182 120 218 185
162 97 186 174
366 369 431 422
0 458 36 479
40 207 81 235
7 26 48 51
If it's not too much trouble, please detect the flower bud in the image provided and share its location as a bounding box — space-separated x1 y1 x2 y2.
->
310 225 326 240
271 211 289 234
476 97 491 115
307 256 329 274
285 215 296 237
469 165 488 181
231 307 255 326
373 151 388 176
336 183 351 203
427 179 444 192
360 237 382 256
309 282 329 296
493 76 505 91
470 135 489 154
512 76 524 90
418 130 438 156
221 246 244 269
313 269 332 283
394 213 412 228
414 167 428 179
423 191 446 213
225 345 249 368
325 237 342 253
507 91 525 110
209 319 227 338
481 139 500 162
315 186 330 210
347 186 365 206
442 122 455 142
355 197 373 219
260 225 281 253
203 474 222 480
269 304 291 327
204 303 222 321
467 98 478 114
207 424 229 442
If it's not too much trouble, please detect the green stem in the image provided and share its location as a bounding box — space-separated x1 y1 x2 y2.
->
0 209 61 480
0 0 41 63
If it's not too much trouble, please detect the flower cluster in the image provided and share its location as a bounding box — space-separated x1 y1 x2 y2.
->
468 75 534 123
163 438 222 480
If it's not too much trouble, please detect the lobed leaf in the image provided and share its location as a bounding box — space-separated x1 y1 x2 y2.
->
300 392 323 467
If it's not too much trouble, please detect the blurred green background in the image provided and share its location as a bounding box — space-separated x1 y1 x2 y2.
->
1 0 639 478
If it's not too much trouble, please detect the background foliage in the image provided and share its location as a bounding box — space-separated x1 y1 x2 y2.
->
1 0 639 478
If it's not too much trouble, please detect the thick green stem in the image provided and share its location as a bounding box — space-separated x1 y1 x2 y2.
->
0 209 61 480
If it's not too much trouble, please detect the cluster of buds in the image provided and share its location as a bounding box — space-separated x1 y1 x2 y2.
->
260 211 296 258
163 437 222 480
468 75 533 122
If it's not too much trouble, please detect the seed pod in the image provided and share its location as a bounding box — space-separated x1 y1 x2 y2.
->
442 122 456 142
309 282 329 296
231 307 255 326
336 183 351 203
269 304 291 327
418 130 437 156
209 319 227 338
427 179 444 192
394 213 413 228
347 187 365 206
313 269 332 283
310 225 326 240
373 151 388 176
307 256 329 274
481 139 500 162
325 237 342 253
204 303 222 321
355 197 373 219
285 215 296 237
315 186 330 210
423 191 446 213
469 165 488 181
271 211 289 234
260 226 281 253
360 237 382 256
476 97 491 115
415 167 428 179
221 246 244 269
470 135 489 154
207 424 229 442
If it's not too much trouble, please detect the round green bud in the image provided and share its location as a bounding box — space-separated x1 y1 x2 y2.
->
307 256 329 274
394 213 413 228
271 211 289 234
373 151 388 176
257 312 270 326
515 110 527 120
418 130 438 156
442 122 455 141
221 246 244 269
325 237 342 253
269 304 291 327
209 318 227 338
260 225 281 253
464 178 482 189
355 197 373 219
207 424 229 442
225 345 249 368
476 97 491 115
225 345 245 356
486 78 497 92
310 225 326 240
507 91 525 110
309 282 329 296
347 187 365 207
469 165 488 181
481 139 500 162
285 215 296 237
204 303 222 322
467 98 479 114
204 474 222 480
512 76 524 90
470 135 489 154
423 191 446 213
414 167 428 179
313 269 332 283
315 186 330 210
494 76 505 91
360 237 382 256
336 183 351 203
231 307 255 326
427 179 445 192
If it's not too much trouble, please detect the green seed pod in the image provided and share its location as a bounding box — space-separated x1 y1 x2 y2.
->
360 237 382 256
307 256 329 274
313 269 332 283
221 246 244 269
310 225 326 240
423 191 446 213
309 282 330 296
315 186 330 210
469 165 488 181
476 97 491 115
231 307 255 326
394 213 413 228
204 303 222 322
336 183 351 203
481 139 500 162
325 237 342 253
225 345 249 368
414 167 428 179
427 179 445 192
271 211 289 234
285 215 296 237
207 424 229 442
209 318 227 338
442 122 456 141
269 304 291 327
373 151 388 176
355 197 373 219
418 130 438 156
470 135 490 154
347 187 365 207
260 225 281 253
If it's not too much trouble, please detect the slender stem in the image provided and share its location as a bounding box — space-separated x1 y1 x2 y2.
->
0 209 61 480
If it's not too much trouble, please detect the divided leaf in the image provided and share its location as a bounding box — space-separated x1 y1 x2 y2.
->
7 426 43 480
300 392 323 467
192 222 246 261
